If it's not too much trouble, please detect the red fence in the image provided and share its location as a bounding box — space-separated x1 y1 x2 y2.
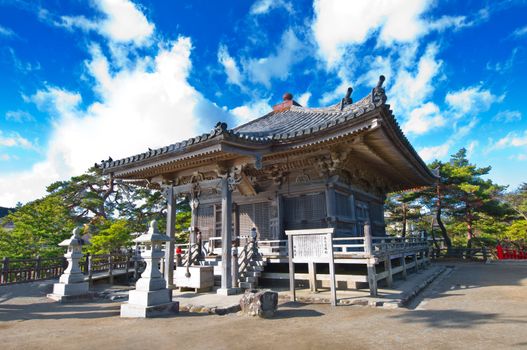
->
496 245 527 260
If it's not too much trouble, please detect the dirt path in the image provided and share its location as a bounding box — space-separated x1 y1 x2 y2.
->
1 262 526 350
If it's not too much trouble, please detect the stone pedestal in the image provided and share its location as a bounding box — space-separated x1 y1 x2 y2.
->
175 266 214 292
48 228 91 303
120 220 178 318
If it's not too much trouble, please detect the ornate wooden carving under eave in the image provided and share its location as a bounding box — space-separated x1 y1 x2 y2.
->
315 147 352 177
236 172 257 196
263 164 289 187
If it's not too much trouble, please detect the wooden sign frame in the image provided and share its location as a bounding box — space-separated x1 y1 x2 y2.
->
286 228 337 306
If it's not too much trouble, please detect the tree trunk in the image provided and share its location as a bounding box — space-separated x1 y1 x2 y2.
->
436 184 452 249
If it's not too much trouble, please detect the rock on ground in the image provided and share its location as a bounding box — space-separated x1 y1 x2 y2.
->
239 290 278 318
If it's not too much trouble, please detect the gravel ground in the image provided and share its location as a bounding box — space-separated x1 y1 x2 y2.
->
0 262 526 350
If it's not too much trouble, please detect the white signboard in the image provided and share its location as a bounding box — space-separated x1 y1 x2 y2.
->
286 228 337 306
291 234 331 262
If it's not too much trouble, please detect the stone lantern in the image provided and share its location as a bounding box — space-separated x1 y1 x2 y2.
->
120 220 179 318
48 227 90 302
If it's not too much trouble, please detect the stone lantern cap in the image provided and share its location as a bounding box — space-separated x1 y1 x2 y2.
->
134 220 171 244
58 227 87 247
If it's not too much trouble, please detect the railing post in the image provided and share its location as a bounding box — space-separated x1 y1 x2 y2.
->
232 248 239 289
125 251 131 285
84 253 90 275
88 253 93 288
364 221 373 256
2 257 9 284
482 246 488 261
108 254 114 284
35 255 42 280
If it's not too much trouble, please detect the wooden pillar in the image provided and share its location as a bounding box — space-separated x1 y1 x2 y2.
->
384 255 393 287
218 176 235 295
364 222 377 296
275 192 284 240
401 243 407 280
164 186 176 288
308 262 317 292
413 253 419 272
325 183 336 226
288 234 296 302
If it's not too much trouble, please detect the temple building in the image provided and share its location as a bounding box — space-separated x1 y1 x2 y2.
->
101 76 435 295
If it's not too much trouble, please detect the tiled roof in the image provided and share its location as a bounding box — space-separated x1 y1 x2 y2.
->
101 77 388 171
232 93 381 140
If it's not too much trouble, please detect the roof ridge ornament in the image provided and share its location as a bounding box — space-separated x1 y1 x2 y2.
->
340 87 353 111
371 75 387 107
213 122 228 135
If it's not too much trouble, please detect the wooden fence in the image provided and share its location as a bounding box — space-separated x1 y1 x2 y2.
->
0 252 134 285
430 247 489 261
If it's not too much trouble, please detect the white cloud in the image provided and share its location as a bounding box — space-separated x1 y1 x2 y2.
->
0 25 15 37
0 154 10 161
58 0 154 46
512 25 527 38
494 131 527 149
313 0 455 66
418 143 450 162
428 15 471 32
250 0 293 15
243 29 303 87
5 110 35 123
0 131 34 149
312 0 475 67
0 36 228 207
401 102 446 135
231 99 272 125
466 140 479 158
493 110 522 123
217 45 244 88
297 92 311 107
389 43 442 115
445 85 503 118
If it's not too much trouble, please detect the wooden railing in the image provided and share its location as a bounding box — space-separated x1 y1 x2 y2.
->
1 256 66 285
0 252 134 285
431 247 489 261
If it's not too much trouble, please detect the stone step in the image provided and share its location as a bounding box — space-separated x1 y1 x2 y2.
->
239 281 255 289
248 266 265 272
241 271 261 278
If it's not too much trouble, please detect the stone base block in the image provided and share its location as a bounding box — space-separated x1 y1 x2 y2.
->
47 292 94 303
128 288 171 306
59 273 85 284
51 282 89 297
120 301 179 318
217 287 241 296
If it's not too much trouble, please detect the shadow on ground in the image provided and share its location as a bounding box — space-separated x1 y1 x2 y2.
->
389 309 527 329
0 301 120 322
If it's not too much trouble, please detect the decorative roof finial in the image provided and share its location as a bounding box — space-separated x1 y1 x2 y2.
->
371 75 387 107
283 92 293 101
340 87 353 110
377 75 385 89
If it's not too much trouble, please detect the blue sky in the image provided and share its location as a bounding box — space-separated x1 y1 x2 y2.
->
0 0 526 206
